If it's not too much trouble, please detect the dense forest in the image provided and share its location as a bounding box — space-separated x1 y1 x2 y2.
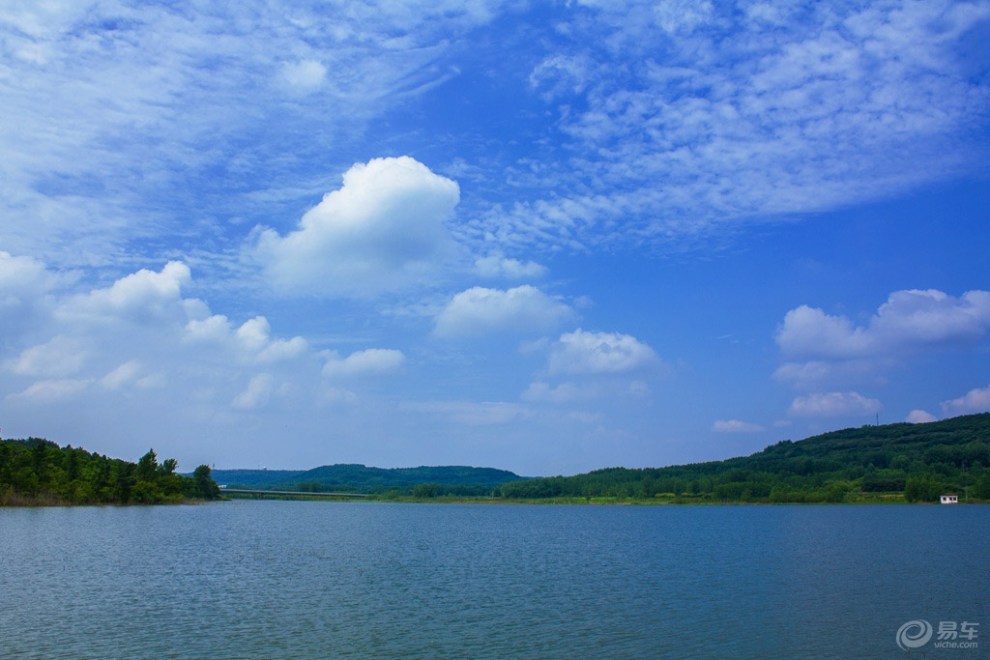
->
496 413 990 503
9 414 988 506
0 438 221 506
214 464 524 496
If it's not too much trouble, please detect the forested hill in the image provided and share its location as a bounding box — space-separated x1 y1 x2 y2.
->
496 413 990 503
0 438 221 506
213 464 525 495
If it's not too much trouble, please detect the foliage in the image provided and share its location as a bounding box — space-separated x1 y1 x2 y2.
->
495 413 990 504
0 438 221 506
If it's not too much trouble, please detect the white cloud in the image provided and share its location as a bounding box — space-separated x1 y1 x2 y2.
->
941 385 990 416
772 359 890 390
528 54 592 100
433 285 573 338
547 329 659 376
10 336 87 377
0 251 58 304
184 314 233 344
101 360 143 390
280 59 327 92
232 374 273 410
184 313 307 364
652 0 714 34
776 305 871 359
254 156 460 297
775 289 990 387
235 317 308 364
473 254 547 280
872 289 990 346
779 290 990 359
1 258 316 426
57 261 193 325
906 409 937 424
0 4 500 267
322 349 406 378
712 419 765 433
789 391 882 418
467 1 990 253
8 379 90 404
522 381 592 404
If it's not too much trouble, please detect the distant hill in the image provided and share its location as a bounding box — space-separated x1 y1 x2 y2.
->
208 469 305 488
213 464 525 495
496 413 990 503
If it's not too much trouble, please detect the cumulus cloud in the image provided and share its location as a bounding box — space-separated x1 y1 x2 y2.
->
776 305 871 359
775 289 990 387
57 261 194 325
547 329 659 376
322 348 406 378
777 290 990 360
712 419 765 433
183 314 307 364
788 391 881 418
433 285 573 338
235 317 308 364
254 157 460 297
2 259 315 423
941 385 990 416
473 254 547 280
906 409 937 423
0 251 58 304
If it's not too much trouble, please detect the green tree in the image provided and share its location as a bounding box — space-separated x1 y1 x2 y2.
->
973 471 990 500
192 465 221 500
136 449 159 482
412 483 439 498
904 474 941 503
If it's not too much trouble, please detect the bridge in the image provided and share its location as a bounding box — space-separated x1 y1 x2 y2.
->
220 488 369 499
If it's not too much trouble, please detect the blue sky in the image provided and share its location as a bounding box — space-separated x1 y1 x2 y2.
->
1 1 989 475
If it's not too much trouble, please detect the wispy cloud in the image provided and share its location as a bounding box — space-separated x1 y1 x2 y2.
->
789 391 882 418
712 419 765 433
0 3 497 268
466 1 990 252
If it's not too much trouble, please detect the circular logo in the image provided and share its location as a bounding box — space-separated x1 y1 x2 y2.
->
896 620 933 651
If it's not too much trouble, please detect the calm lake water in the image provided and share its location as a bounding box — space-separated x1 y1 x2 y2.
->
1 501 987 659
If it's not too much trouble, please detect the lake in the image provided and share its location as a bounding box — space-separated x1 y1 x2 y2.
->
1 501 987 658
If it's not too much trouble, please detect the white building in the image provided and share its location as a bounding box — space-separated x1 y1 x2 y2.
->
940 494 959 504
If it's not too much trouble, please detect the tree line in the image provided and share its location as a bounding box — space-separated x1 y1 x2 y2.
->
0 438 221 506
494 414 990 503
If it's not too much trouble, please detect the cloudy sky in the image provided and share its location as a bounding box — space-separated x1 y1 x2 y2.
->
2 1 989 475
